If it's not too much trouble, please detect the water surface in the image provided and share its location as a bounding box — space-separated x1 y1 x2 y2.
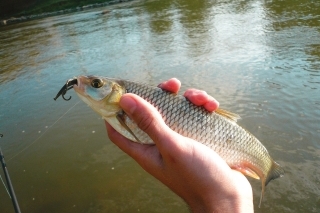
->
0 0 319 212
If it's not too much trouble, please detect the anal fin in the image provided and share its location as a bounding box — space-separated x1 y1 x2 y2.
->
232 165 260 180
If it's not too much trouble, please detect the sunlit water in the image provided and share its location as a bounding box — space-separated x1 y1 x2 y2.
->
0 0 319 212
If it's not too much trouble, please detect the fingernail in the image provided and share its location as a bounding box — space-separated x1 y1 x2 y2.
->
204 100 219 112
157 82 164 88
120 95 136 114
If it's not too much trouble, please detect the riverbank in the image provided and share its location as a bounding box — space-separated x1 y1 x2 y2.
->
0 0 133 26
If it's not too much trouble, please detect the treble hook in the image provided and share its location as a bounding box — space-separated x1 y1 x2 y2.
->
54 78 78 101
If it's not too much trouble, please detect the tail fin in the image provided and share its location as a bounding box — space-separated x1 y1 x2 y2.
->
266 161 285 186
259 162 284 207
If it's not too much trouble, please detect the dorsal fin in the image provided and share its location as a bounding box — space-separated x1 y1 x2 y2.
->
215 108 241 122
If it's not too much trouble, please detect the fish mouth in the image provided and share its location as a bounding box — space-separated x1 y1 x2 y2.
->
53 77 78 101
73 76 88 96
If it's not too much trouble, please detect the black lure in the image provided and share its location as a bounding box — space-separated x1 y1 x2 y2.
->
53 78 77 101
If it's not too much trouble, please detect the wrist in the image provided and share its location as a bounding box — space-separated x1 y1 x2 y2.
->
187 192 253 213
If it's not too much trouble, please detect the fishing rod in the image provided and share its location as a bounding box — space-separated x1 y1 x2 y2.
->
0 134 22 213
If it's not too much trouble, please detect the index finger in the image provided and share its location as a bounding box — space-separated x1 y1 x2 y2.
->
158 78 181 93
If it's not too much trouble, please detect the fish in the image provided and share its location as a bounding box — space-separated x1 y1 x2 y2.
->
54 75 284 206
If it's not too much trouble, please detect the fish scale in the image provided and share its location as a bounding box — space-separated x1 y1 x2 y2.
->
66 75 285 206
123 80 266 162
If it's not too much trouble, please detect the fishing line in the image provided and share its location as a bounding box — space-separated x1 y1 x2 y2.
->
7 100 81 162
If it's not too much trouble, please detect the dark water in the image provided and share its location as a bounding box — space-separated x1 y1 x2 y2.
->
0 0 319 212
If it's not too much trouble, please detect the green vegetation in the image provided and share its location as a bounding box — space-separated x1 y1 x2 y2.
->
22 0 110 16
0 0 113 18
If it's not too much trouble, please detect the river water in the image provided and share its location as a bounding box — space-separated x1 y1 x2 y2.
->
0 0 319 212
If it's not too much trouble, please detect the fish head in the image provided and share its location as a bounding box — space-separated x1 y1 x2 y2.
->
73 75 125 117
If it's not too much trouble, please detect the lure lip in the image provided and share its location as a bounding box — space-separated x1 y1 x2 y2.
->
53 78 78 101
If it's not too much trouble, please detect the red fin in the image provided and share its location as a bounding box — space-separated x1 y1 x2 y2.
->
233 165 260 180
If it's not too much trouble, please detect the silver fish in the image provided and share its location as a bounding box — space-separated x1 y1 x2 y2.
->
54 75 284 206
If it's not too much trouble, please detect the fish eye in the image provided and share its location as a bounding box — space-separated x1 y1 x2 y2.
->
91 79 104 88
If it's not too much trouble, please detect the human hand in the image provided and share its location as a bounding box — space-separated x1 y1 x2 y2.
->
105 79 253 213
158 78 219 112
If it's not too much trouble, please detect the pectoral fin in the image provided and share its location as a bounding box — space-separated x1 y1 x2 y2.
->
116 112 141 143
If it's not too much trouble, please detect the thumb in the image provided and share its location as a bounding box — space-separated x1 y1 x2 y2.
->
119 93 176 145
